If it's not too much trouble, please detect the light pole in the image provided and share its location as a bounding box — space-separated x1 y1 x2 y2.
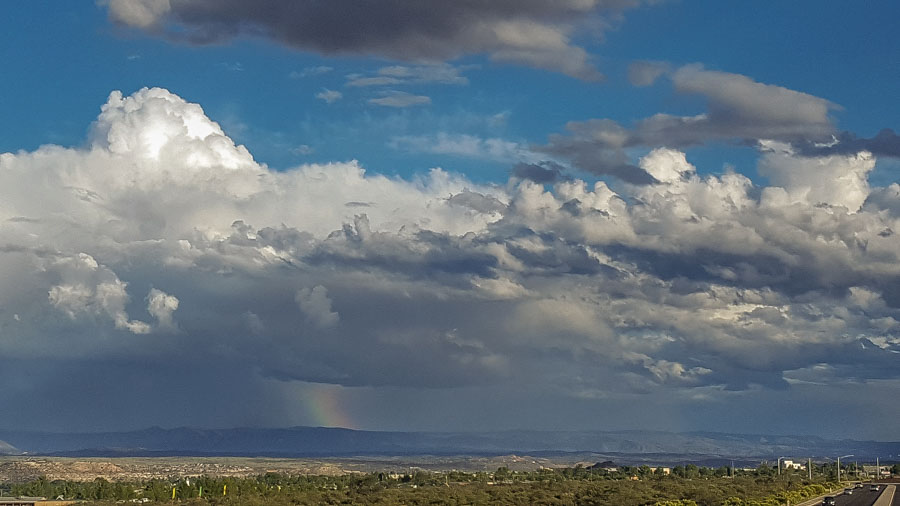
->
778 457 786 476
837 455 853 484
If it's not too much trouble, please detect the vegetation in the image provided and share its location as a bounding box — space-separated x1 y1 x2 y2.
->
0 464 855 506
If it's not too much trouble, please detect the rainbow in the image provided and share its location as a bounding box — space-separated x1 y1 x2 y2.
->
305 386 356 429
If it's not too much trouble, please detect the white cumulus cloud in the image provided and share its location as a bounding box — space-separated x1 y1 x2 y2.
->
296 285 339 329
1 87 899 433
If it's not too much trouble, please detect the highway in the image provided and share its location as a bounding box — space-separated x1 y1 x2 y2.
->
815 484 895 506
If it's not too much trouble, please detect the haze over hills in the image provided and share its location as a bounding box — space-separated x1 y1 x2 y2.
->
0 427 897 463
0 439 19 455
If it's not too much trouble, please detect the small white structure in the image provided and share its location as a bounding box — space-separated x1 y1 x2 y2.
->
782 460 806 470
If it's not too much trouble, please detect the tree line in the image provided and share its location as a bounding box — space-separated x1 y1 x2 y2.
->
1 462 893 505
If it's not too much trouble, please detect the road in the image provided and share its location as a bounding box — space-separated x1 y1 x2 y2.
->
817 485 893 506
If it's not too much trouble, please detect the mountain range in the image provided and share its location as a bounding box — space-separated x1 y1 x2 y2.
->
1 427 898 464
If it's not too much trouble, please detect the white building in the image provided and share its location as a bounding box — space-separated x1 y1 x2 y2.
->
782 460 806 471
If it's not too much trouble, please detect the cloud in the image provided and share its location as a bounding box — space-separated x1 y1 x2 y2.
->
541 65 843 182
638 147 695 184
792 128 900 159
296 285 339 329
147 288 179 331
104 0 170 28
368 91 431 108
541 121 656 184
511 161 569 184
864 183 900 217
347 64 469 87
2 87 899 434
757 140 874 211
100 0 650 79
289 65 333 79
446 190 507 215
627 60 669 86
47 253 152 335
345 76 402 88
659 64 837 143
315 88 342 104
390 133 532 162
217 61 244 72
291 144 314 156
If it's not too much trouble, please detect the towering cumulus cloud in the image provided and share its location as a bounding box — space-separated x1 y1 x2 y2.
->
100 0 649 80
1 88 898 431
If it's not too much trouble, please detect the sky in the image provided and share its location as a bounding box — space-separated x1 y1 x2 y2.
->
1 0 899 440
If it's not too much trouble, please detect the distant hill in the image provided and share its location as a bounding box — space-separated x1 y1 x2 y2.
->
0 427 897 463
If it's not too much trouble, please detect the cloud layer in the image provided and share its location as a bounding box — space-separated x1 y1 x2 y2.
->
1 88 898 432
101 0 646 79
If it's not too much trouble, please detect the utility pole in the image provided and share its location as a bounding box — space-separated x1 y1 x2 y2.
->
837 455 854 485
808 458 812 481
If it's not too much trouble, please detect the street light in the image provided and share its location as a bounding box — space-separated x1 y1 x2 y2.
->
777 457 786 476
837 455 853 484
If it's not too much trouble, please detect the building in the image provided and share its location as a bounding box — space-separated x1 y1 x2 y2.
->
782 460 806 471
862 466 889 478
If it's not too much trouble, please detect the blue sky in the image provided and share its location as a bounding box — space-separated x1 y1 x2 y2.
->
1 1 899 439
4 2 897 181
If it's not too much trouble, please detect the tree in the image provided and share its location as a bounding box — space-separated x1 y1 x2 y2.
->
684 464 699 479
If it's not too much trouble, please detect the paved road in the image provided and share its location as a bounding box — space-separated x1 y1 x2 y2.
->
820 485 889 506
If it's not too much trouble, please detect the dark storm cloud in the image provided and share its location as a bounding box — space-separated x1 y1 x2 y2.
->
0 357 291 432
103 0 648 79
511 161 569 184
